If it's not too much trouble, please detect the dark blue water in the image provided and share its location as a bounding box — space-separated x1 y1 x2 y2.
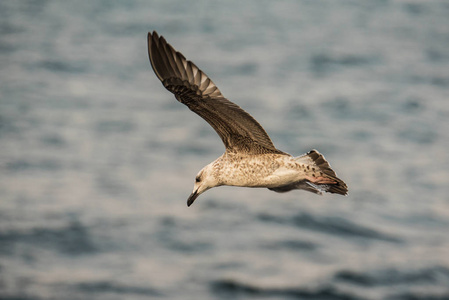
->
1 1 449 299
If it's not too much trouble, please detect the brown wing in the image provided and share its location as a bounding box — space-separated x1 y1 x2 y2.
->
147 31 284 155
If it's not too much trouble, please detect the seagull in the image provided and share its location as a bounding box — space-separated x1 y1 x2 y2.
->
147 31 348 207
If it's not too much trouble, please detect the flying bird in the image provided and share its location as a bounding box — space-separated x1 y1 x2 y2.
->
147 31 348 207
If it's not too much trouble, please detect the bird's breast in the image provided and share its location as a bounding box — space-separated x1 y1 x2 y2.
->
217 154 300 188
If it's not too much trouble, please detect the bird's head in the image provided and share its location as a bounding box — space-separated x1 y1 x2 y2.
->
187 163 220 207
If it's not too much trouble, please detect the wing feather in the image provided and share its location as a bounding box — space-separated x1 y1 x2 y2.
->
148 31 284 154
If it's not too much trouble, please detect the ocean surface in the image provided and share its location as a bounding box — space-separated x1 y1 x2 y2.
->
1 1 449 299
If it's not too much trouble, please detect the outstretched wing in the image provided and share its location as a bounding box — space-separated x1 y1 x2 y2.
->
147 31 284 155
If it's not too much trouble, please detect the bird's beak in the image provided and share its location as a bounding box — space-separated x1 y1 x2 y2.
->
187 190 199 207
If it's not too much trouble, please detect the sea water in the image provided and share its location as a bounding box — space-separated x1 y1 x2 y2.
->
1 1 449 299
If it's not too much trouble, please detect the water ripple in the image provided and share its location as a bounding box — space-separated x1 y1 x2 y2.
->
211 279 362 300
334 266 449 287
0 221 96 255
75 281 162 296
258 212 401 242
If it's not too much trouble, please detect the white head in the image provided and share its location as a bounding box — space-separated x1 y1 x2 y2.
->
187 163 220 207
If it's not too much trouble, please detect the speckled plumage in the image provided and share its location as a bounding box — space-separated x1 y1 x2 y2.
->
147 31 348 206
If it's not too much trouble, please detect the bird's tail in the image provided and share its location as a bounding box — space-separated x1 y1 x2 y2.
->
294 150 348 195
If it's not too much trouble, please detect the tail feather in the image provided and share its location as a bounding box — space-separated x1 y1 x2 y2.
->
295 149 348 195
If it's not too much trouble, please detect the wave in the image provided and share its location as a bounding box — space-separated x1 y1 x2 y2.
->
75 281 161 296
211 279 362 300
388 292 449 300
258 212 401 242
334 266 449 287
0 221 96 255
261 239 318 251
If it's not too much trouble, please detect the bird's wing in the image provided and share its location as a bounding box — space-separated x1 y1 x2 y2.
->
147 31 284 155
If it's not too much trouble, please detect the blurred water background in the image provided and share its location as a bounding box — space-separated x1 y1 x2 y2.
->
1 1 449 299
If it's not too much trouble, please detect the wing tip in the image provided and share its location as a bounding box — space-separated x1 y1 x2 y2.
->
148 30 170 82
147 31 224 100
148 30 159 40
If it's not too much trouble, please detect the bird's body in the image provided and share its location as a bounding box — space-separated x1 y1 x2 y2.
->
147 31 348 206
207 152 333 189
215 152 296 188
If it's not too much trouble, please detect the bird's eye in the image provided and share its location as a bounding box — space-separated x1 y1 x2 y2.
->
195 177 201 183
